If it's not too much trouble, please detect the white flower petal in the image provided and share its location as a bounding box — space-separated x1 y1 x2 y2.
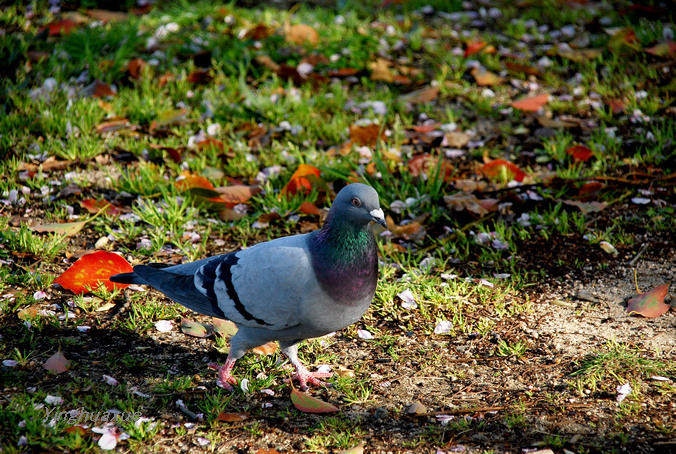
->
357 329 374 340
102 375 118 386
98 432 117 450
155 320 173 332
434 321 452 335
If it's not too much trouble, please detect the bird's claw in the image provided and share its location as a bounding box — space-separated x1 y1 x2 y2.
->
285 369 333 390
208 362 238 391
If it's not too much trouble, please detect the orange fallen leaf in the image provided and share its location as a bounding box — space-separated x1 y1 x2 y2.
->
53 251 133 294
399 85 439 104
252 341 277 355
479 159 528 182
510 93 549 112
300 201 321 216
566 145 593 162
214 185 261 205
464 40 488 57
282 164 322 196
43 19 78 36
626 283 671 318
217 412 249 422
81 199 121 216
349 124 386 147
285 23 319 46
176 173 215 191
471 67 503 86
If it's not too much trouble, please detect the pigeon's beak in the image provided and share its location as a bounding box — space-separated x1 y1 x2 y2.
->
370 208 387 229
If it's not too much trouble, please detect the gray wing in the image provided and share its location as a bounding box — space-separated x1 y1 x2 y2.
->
209 233 322 330
111 233 321 331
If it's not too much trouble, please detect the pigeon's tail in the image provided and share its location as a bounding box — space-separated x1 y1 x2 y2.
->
109 272 144 285
110 265 227 319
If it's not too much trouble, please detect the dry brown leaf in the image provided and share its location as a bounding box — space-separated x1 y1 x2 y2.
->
445 131 471 148
369 58 394 82
349 124 386 147
471 67 503 86
252 341 277 355
399 85 439 104
255 55 280 71
285 23 319 46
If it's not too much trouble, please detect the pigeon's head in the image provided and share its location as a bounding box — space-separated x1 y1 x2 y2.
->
331 183 387 229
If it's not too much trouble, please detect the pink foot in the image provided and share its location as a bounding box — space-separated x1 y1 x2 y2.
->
286 365 333 390
208 362 237 390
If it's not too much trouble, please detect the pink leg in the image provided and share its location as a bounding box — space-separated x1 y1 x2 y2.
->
280 341 333 390
208 355 238 390
288 363 333 390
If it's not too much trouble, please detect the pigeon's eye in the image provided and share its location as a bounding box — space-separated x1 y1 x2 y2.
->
351 197 362 207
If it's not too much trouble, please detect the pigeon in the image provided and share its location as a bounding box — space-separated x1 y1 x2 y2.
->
110 183 386 389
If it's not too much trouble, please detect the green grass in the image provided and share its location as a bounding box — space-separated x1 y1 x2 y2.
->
0 0 674 452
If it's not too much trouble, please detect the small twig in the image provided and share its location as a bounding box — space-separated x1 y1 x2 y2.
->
417 402 593 417
628 243 648 267
98 290 133 330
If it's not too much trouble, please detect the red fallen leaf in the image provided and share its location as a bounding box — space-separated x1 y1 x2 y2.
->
43 351 70 374
327 68 361 77
578 181 605 200
64 426 87 435
626 283 671 318
464 40 488 57
197 137 225 152
479 159 528 182
81 199 121 216
411 123 440 133
300 201 321 216
607 99 626 114
645 41 676 59
290 389 339 413
90 80 115 98
217 412 249 422
408 153 453 181
176 173 215 191
43 19 78 36
180 318 214 338
566 145 594 162
511 93 549 112
608 27 641 51
53 251 133 294
148 144 183 163
282 164 322 196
